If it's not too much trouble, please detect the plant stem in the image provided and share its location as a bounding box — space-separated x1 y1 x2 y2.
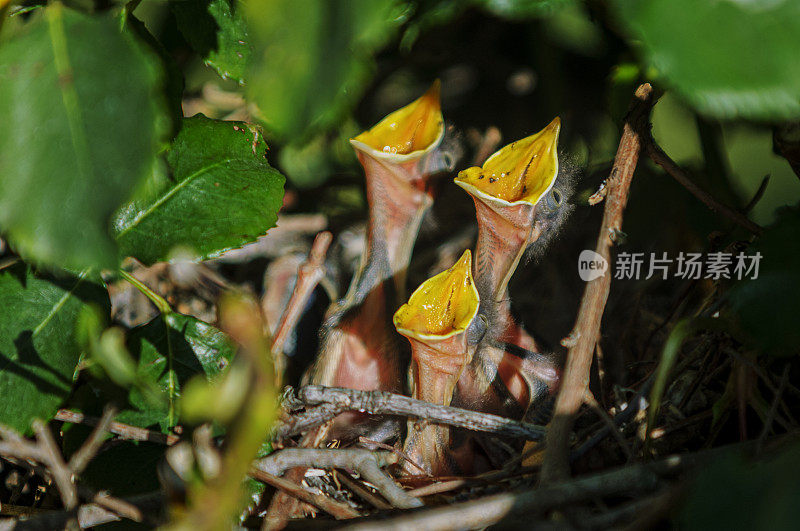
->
119 270 171 315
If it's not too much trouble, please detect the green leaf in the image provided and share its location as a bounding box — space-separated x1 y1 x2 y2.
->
171 0 250 84
615 0 800 120
244 0 407 140
0 263 109 433
121 312 237 431
0 4 168 270
113 115 285 265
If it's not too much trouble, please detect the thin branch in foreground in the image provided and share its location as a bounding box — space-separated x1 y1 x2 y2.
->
55 409 179 446
277 385 546 441
253 448 422 509
541 83 656 484
248 467 360 520
68 406 117 476
32 420 79 512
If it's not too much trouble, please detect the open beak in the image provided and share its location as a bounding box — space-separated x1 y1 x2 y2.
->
454 117 560 303
351 80 444 161
456 117 559 207
306 83 447 438
394 250 479 475
451 120 561 434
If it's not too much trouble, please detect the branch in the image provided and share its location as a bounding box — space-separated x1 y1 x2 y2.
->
68 406 116 476
339 443 751 531
541 83 656 483
277 385 546 441
55 409 178 446
643 133 762 235
248 467 360 520
253 448 422 510
269 231 332 387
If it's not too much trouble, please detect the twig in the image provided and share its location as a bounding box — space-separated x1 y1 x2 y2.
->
541 83 656 483
342 441 764 531
248 467 360 520
405 479 469 498
278 385 546 441
643 134 762 235
82 488 144 523
583 390 632 461
0 492 165 530
335 471 393 510
55 409 179 445
253 448 422 509
269 231 333 387
756 363 791 454
32 421 78 512
68 406 116 476
358 437 427 477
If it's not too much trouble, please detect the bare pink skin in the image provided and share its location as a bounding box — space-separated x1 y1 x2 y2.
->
403 333 474 476
450 197 560 474
306 149 436 437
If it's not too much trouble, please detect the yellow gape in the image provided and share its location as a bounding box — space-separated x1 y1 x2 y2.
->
352 80 444 156
456 117 560 205
393 250 479 339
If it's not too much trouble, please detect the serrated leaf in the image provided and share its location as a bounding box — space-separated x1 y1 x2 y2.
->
171 0 250 84
615 0 800 120
113 115 285 265
244 0 406 140
121 312 237 431
0 4 168 270
0 263 109 433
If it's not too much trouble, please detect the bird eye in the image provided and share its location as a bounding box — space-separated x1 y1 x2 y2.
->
442 152 454 171
544 188 562 210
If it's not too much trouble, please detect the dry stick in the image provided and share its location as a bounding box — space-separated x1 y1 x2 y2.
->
278 385 546 441
81 488 144 523
338 451 692 531
67 406 116 476
253 448 422 509
55 409 179 446
756 363 791 455
541 83 656 484
583 390 633 461
269 231 333 387
342 440 765 531
335 471 393 511
248 467 360 520
31 421 79 513
643 134 762 236
0 492 165 530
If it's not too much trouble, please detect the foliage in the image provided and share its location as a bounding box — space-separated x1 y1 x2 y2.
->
0 0 799 527
0 263 108 433
615 0 800 121
114 115 285 265
0 3 168 270
244 0 408 141
171 0 250 85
